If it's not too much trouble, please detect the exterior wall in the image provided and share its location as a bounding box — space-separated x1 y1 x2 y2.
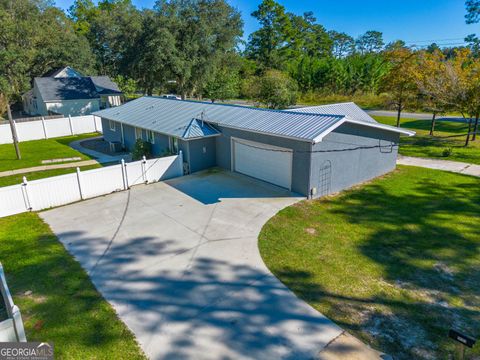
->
45 99 100 116
187 137 217 173
310 122 400 198
101 118 122 143
215 126 312 196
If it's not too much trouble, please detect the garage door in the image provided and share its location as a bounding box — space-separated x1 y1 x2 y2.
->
232 138 293 189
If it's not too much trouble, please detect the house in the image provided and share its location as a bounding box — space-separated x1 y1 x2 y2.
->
94 97 414 198
22 66 123 116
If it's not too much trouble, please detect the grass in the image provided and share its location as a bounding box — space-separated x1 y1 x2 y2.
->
0 164 103 187
0 212 145 359
0 133 99 172
374 116 480 164
259 166 480 359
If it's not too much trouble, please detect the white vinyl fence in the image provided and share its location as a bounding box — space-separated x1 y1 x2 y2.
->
0 153 183 218
0 115 103 144
0 263 27 342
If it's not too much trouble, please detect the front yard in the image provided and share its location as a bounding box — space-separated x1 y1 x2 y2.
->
374 116 480 164
0 133 99 172
0 212 145 359
259 166 480 359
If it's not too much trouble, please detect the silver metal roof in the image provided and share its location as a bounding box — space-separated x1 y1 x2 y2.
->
292 102 377 123
94 96 345 142
182 119 221 139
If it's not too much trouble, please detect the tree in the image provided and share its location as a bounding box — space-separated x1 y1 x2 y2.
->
153 0 243 99
416 50 449 135
251 70 297 109
381 48 420 127
245 0 290 69
328 31 354 58
465 0 480 23
204 54 241 102
0 0 94 159
355 30 384 54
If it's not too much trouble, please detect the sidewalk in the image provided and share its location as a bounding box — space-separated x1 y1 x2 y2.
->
397 155 480 177
0 160 99 178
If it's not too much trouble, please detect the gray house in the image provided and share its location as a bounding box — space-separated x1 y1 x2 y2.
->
23 66 123 116
94 97 414 198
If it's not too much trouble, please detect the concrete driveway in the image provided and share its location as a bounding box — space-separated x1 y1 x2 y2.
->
40 170 342 359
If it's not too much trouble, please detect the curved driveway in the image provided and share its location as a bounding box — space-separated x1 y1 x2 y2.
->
41 170 342 359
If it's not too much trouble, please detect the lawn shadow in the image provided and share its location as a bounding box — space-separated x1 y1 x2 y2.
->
324 173 480 358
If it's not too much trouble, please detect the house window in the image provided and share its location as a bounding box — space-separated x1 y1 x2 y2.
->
146 130 155 144
169 136 178 154
135 127 143 140
109 120 115 131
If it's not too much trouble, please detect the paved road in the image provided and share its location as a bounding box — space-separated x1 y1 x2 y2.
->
398 156 480 177
365 110 466 122
41 171 363 360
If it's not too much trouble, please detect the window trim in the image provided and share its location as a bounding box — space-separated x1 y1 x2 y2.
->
135 127 143 140
147 130 155 144
169 136 178 154
109 120 115 132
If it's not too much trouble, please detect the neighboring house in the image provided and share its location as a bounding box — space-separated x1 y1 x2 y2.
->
22 66 122 116
94 97 414 199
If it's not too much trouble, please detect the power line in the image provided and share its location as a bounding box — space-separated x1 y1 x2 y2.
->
236 141 399 154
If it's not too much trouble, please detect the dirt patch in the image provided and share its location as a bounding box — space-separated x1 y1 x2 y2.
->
305 227 317 235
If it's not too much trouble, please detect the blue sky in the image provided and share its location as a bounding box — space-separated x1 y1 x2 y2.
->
55 0 476 47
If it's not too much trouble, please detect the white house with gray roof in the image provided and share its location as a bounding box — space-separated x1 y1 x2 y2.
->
22 66 122 116
95 97 414 198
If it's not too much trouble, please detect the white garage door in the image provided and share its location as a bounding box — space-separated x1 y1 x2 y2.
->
232 138 293 189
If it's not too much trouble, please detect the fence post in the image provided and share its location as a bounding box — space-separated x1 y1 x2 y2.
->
122 159 129 189
142 156 147 183
76 167 83 200
178 150 184 176
21 176 32 211
41 117 48 139
93 115 98 133
121 159 128 190
12 120 19 143
68 115 74 135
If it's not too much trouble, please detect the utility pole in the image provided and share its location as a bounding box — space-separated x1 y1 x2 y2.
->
6 101 21 159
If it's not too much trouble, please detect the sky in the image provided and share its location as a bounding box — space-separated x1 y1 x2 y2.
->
55 0 477 47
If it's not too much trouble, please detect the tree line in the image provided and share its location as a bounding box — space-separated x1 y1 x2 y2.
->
1 0 480 144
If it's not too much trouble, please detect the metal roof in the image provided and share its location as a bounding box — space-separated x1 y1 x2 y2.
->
35 77 98 101
292 102 377 123
182 119 221 139
94 97 414 142
94 97 346 142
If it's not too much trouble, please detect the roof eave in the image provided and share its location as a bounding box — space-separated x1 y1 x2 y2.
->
345 118 416 136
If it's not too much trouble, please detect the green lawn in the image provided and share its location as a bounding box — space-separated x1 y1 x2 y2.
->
0 133 99 172
374 116 480 164
259 166 480 359
0 212 145 359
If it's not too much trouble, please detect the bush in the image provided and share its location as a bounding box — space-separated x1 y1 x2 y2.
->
442 148 453 157
132 139 152 160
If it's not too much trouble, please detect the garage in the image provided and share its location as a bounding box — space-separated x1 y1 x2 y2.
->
232 138 293 189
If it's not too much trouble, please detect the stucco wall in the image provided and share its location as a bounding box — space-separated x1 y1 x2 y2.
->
46 99 100 116
187 137 217 173
215 126 312 196
310 122 400 198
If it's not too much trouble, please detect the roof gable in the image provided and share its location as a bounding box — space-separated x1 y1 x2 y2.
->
292 102 377 123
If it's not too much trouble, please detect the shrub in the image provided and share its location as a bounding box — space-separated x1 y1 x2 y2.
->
132 139 152 160
442 147 453 157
